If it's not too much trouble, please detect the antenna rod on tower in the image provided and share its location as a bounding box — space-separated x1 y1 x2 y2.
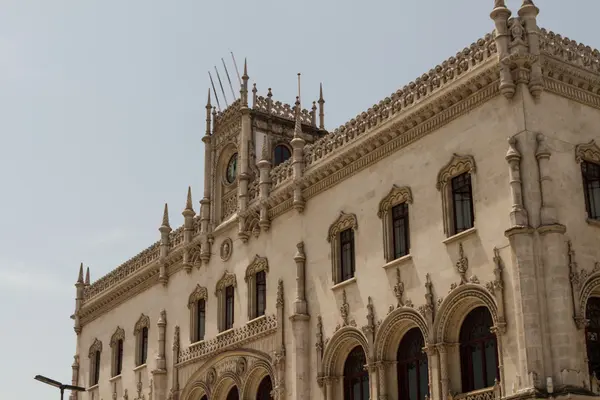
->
230 52 242 87
214 66 229 108
208 71 222 112
222 58 237 101
297 73 301 103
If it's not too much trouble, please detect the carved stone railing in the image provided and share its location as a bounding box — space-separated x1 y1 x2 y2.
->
298 32 497 174
539 28 600 74
84 242 161 300
453 386 498 400
169 226 185 248
253 96 313 126
221 190 237 220
270 160 294 189
248 179 259 203
177 314 278 366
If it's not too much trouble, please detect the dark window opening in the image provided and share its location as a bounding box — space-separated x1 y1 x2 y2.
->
397 328 428 400
340 228 355 282
273 145 292 166
256 376 273 400
392 203 410 259
226 387 240 400
139 327 148 366
586 297 600 378
451 173 474 234
225 286 235 330
256 270 267 317
582 161 600 220
115 339 123 376
196 299 206 341
93 350 101 386
460 307 498 393
343 346 369 400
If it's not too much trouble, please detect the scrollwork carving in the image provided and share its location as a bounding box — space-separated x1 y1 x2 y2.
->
575 140 600 164
327 211 358 242
377 185 413 218
436 154 476 190
134 314 150 335
110 326 125 348
245 255 269 281
215 270 237 295
188 284 208 308
89 338 103 357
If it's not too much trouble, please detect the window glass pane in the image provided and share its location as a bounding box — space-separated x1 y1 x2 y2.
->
94 351 101 384
392 203 409 258
460 307 497 392
197 299 205 341
451 173 474 233
340 229 355 281
471 343 484 389
256 270 266 316
586 298 600 378
274 145 291 166
408 362 418 400
485 339 498 386
419 360 429 400
225 286 234 330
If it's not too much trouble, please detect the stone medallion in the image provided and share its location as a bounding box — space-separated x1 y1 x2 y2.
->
220 238 233 261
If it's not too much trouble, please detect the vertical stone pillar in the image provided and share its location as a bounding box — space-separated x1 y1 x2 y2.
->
291 94 306 213
518 1 543 98
159 204 171 286
437 344 449 400
70 355 80 400
490 1 515 98
425 345 439 400
273 280 286 399
325 377 334 400
257 141 272 232
170 326 180 400
375 361 389 400
238 61 251 242
182 187 195 273
506 137 528 226
290 242 310 399
153 310 168 400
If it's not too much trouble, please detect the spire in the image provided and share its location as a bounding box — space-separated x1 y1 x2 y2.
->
77 263 84 284
318 82 325 130
161 203 171 229
294 73 302 139
206 88 211 109
241 58 249 107
185 187 193 211
243 58 248 80
85 267 90 286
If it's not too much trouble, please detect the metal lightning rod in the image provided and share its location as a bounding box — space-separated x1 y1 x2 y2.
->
208 71 222 112
221 58 237 101
230 52 242 87
214 66 229 108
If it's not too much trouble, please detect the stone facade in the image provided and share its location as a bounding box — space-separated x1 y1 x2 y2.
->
67 1 600 400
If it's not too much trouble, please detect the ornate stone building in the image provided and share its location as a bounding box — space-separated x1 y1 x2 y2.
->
67 1 600 399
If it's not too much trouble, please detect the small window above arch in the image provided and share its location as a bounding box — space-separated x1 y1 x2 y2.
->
273 145 291 166
226 153 238 184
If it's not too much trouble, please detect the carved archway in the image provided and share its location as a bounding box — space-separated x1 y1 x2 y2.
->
213 372 242 400
322 326 370 377
374 307 429 362
240 359 275 400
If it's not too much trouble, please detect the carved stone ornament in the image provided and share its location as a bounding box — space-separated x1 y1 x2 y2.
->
215 270 237 295
327 211 358 242
235 357 248 376
220 238 233 261
110 326 125 348
315 315 324 354
89 338 103 357
377 185 413 218
575 140 600 164
276 279 284 308
206 367 217 386
455 243 469 284
187 284 208 309
244 254 269 281
335 289 356 331
394 267 406 307
134 314 150 335
436 154 476 190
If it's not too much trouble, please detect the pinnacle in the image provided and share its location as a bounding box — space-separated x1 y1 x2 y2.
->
243 58 248 79
77 262 84 284
319 82 324 102
206 88 211 108
85 267 90 285
161 203 170 228
185 187 194 211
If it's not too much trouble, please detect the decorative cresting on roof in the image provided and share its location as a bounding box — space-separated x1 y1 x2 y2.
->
187 284 208 309
244 255 269 281
215 270 237 295
327 212 358 242
110 326 125 348
177 314 278 365
88 338 102 357
575 140 600 163
253 91 314 126
134 313 150 335
436 154 476 190
377 185 413 218
539 29 600 75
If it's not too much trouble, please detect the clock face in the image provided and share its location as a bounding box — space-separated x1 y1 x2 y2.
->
226 153 238 184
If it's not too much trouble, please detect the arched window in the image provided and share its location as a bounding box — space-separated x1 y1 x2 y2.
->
273 145 291 166
200 396 207 400
226 386 240 400
459 307 498 392
397 328 428 400
256 375 273 400
343 346 369 400
226 153 238 184
586 297 600 378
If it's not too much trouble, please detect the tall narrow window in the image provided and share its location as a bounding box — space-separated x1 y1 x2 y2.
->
343 346 369 400
139 326 149 365
257 376 273 400
116 339 123 376
582 161 600 220
273 145 291 166
255 270 267 317
451 172 474 234
459 307 498 392
340 228 355 282
585 297 600 378
225 285 235 330
397 328 428 400
392 203 410 259
196 299 206 341
93 350 101 385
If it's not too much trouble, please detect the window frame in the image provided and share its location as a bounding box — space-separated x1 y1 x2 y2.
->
436 154 477 237
188 284 208 343
225 285 235 331
581 160 600 220
88 338 103 387
109 327 125 378
451 172 475 234
378 185 413 262
273 144 292 166
343 346 370 400
133 314 150 367
245 255 269 320
575 140 600 222
216 271 237 332
327 211 359 284
397 328 429 400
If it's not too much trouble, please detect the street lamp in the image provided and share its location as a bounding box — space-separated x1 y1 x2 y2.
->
34 375 86 400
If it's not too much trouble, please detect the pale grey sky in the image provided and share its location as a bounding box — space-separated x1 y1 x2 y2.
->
0 0 597 398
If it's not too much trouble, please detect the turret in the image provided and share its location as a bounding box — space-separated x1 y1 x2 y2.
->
257 133 272 232
73 263 85 335
200 91 213 264
159 203 171 286
291 74 306 213
238 60 251 242
318 83 325 130
490 0 515 99
518 0 543 98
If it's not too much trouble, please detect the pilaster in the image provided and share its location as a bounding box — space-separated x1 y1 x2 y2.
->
152 310 168 400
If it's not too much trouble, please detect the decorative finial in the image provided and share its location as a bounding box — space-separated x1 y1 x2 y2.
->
161 203 171 229
206 88 211 108
242 58 248 80
77 263 84 284
85 267 90 285
185 187 193 211
318 83 325 130
506 136 521 161
293 72 302 139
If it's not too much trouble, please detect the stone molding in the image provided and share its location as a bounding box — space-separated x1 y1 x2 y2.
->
215 271 237 295
187 284 208 309
575 140 600 164
88 338 103 357
110 326 125 348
